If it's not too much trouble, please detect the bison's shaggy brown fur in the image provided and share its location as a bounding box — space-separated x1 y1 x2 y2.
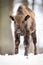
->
10 5 37 56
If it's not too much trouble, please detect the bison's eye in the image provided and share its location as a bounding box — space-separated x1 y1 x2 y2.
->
24 15 30 21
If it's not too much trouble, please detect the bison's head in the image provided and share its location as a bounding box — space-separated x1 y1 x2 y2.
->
10 14 30 35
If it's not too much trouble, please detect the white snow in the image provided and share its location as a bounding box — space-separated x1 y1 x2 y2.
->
0 54 43 65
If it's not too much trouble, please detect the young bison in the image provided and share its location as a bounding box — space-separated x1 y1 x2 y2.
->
10 5 37 56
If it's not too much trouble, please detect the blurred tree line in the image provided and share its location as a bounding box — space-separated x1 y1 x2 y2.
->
14 0 43 10
22 0 35 10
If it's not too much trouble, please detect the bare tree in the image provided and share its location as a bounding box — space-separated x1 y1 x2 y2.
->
42 0 43 6
22 0 28 6
32 0 35 10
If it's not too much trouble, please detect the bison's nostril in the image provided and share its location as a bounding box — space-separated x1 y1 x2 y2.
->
21 29 24 32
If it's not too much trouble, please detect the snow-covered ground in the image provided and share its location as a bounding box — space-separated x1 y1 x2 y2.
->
0 54 43 65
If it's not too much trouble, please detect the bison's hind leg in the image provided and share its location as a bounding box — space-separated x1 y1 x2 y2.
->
31 31 37 55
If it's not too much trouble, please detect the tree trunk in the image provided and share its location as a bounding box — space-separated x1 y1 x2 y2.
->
32 0 35 10
0 0 14 55
22 0 28 6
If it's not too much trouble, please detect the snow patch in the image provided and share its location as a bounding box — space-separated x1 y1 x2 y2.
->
0 54 43 65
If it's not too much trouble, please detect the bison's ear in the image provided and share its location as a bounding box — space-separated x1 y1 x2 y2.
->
10 16 14 21
24 15 30 21
22 15 30 23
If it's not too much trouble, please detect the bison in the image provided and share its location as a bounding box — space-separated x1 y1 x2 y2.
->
10 5 37 56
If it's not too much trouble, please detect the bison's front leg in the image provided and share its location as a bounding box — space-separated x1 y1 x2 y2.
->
15 33 20 54
24 32 30 56
31 31 37 55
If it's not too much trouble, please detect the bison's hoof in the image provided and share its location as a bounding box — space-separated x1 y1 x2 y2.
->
34 52 37 55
